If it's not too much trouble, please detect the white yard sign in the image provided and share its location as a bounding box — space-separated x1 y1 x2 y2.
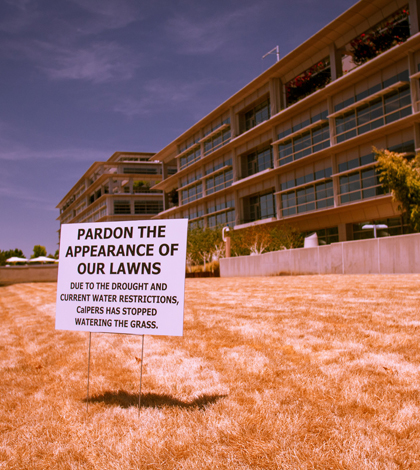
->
56 220 188 336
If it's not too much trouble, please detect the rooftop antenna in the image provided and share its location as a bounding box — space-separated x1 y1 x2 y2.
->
262 45 280 62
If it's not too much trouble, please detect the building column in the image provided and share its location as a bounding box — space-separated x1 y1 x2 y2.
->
409 0 420 35
329 43 342 81
338 224 347 242
232 147 240 182
269 77 282 116
234 190 241 226
272 128 279 169
408 52 419 114
327 95 336 147
229 107 237 138
274 175 282 220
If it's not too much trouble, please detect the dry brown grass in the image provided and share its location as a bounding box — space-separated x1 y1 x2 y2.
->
1 276 420 469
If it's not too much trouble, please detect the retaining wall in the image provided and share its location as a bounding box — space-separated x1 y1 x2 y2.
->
0 265 58 285
220 233 420 277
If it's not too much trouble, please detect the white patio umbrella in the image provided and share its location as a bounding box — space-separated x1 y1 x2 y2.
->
6 256 28 263
29 256 57 263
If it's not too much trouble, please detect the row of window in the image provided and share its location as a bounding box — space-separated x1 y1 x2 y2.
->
339 168 384 204
204 128 231 155
208 209 235 228
123 167 160 175
244 99 270 132
335 86 411 143
206 169 233 195
277 110 328 140
180 147 201 170
281 181 334 217
247 192 276 223
181 182 202 205
245 147 273 177
114 200 163 215
181 168 234 203
278 122 330 166
281 167 332 191
334 70 409 112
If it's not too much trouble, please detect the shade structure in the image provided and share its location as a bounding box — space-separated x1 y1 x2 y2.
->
29 256 57 263
6 257 28 263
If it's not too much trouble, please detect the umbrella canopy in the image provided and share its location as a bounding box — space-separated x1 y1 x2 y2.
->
6 257 28 263
29 256 57 263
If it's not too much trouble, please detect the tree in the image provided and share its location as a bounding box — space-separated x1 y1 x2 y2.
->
31 245 47 259
0 248 26 266
230 224 303 257
375 148 420 231
187 226 223 271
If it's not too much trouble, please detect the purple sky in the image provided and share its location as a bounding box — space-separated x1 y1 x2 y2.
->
0 0 356 257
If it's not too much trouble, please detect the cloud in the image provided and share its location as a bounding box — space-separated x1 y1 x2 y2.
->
165 5 260 55
0 183 55 208
3 39 138 83
0 0 139 36
38 41 138 83
0 0 38 33
0 123 111 161
113 78 216 117
68 0 140 33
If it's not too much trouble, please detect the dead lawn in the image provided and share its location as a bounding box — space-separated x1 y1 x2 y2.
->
1 275 420 469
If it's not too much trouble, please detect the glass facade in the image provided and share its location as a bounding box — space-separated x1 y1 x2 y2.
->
282 180 334 217
180 147 201 170
339 169 384 203
204 128 231 155
205 169 233 195
134 201 163 214
181 182 202 204
248 191 276 222
244 99 270 132
335 72 411 144
245 147 273 177
278 122 330 166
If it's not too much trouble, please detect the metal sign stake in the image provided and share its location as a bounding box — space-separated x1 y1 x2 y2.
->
86 332 92 414
138 334 145 416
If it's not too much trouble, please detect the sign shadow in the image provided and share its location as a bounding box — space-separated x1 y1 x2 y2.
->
83 390 227 409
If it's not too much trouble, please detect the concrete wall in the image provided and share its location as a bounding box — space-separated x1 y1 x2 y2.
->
0 265 58 285
220 233 420 277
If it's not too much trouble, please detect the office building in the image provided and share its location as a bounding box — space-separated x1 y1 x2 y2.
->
151 0 420 243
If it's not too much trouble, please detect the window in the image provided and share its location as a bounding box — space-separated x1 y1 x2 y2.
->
352 216 412 240
114 200 131 214
339 169 384 204
134 201 163 214
285 58 331 106
281 167 332 191
181 182 202 204
338 153 375 173
334 72 411 144
278 122 330 166
123 167 159 175
247 191 276 222
281 181 333 217
207 198 234 214
205 157 232 175
317 227 339 245
242 99 270 133
203 128 231 155
207 210 235 228
180 147 201 170
188 219 204 230
243 147 273 177
205 169 233 195
180 169 202 189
